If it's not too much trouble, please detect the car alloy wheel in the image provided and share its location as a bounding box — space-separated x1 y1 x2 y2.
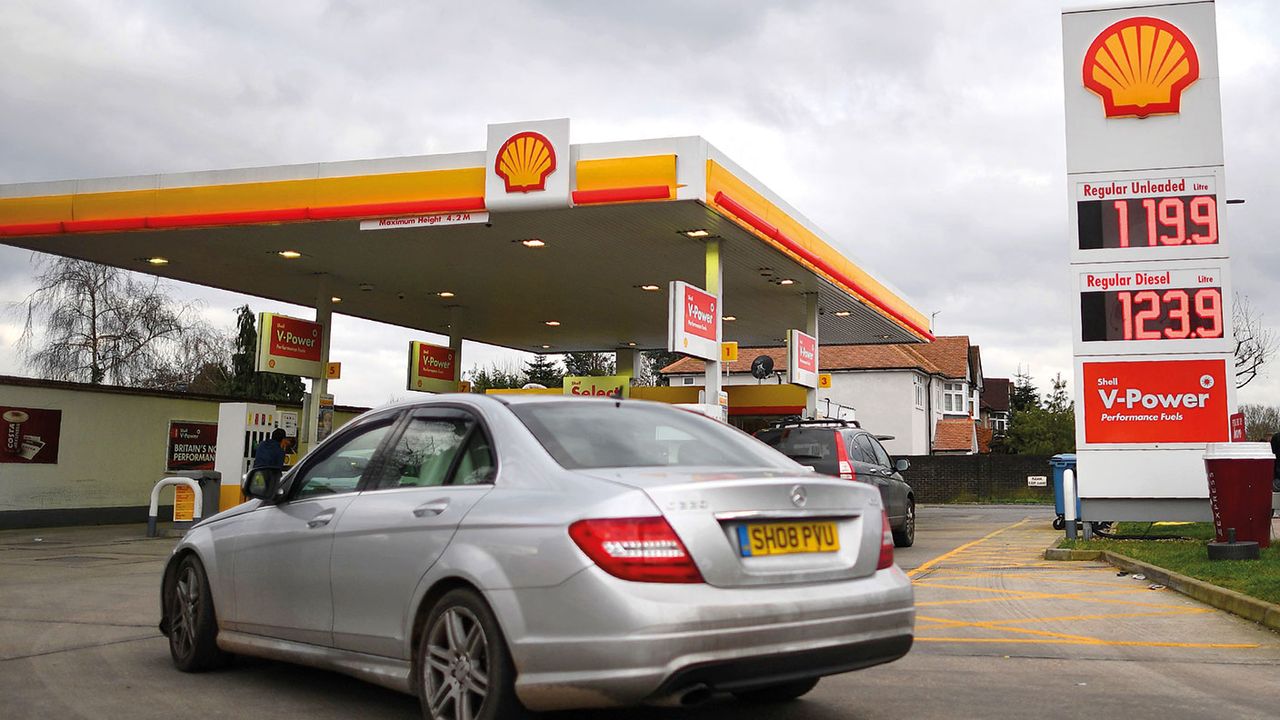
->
170 563 200 660
423 606 490 720
893 500 916 548
165 554 227 672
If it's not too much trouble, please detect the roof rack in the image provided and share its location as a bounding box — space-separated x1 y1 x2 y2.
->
767 417 861 429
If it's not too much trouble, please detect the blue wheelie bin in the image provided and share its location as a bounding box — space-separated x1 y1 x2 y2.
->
1049 454 1080 530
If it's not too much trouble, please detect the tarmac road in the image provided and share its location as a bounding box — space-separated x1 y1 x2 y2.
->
1 505 1277 719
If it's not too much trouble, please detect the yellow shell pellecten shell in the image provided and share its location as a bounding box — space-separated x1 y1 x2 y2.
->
1083 16 1199 118
495 132 556 192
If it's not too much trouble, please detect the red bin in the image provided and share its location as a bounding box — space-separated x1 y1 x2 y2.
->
1204 442 1275 548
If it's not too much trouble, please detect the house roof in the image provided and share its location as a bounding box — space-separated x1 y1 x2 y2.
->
933 418 977 452
981 377 1011 413
660 335 973 379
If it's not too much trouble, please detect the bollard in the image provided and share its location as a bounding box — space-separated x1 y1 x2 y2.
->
147 477 203 537
1063 468 1078 540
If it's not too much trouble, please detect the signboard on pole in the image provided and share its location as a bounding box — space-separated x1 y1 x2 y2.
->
667 280 720 361
1063 1 1234 515
787 329 819 388
407 341 459 393
256 313 325 378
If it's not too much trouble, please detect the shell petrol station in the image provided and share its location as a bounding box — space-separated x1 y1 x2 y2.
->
0 118 933 516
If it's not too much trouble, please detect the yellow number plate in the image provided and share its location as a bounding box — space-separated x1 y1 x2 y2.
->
737 521 840 556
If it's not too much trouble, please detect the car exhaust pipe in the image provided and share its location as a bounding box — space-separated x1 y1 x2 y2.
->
648 683 712 708
679 684 712 707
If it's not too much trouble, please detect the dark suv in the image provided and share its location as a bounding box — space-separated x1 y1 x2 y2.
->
754 420 915 547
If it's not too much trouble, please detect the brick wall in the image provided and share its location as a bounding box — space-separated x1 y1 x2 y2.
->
901 454 1056 504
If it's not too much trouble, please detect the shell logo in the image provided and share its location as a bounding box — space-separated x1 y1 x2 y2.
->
494 131 557 193
1083 16 1199 119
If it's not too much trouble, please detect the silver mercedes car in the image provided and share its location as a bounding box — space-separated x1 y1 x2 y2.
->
160 395 913 719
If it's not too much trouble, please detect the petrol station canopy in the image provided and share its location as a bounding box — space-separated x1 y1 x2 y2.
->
0 122 932 353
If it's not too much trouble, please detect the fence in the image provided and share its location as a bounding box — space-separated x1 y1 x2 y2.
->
901 454 1056 504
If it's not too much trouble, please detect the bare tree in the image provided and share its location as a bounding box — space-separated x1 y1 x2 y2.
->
1234 294 1277 389
14 256 217 386
1240 403 1280 441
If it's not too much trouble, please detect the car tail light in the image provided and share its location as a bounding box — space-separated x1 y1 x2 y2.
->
568 517 704 583
835 434 855 480
877 510 895 570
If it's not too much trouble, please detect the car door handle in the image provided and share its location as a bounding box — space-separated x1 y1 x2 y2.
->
413 499 450 517
307 509 336 529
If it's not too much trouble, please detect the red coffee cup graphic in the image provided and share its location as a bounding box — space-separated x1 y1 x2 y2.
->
3 410 29 456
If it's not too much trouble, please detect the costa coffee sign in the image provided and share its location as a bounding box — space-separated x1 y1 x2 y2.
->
787 329 819 388
1081 357 1229 445
255 313 325 378
407 341 458 394
667 280 720 361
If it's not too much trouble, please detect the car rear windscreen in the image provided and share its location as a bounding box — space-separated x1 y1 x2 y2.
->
510 401 798 471
753 428 840 476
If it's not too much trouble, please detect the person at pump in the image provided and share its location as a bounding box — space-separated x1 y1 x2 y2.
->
1271 432 1280 494
252 428 290 470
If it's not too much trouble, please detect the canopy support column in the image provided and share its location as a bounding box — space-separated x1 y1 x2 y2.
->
449 306 464 386
806 292 819 419
705 239 723 416
307 284 333 452
615 348 642 380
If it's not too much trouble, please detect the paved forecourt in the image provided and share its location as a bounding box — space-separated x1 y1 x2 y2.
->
1 507 1277 719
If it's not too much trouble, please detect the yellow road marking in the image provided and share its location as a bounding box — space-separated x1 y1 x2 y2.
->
914 636 1260 649
907 517 1034 578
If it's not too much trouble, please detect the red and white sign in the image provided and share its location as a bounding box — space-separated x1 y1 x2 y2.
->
359 211 489 231
1081 358 1229 445
667 280 720 361
255 313 325 378
1229 412 1246 442
787 329 819 388
407 341 458 393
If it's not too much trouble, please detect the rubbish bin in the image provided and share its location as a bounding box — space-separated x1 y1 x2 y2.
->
1204 443 1274 548
173 470 222 521
1050 454 1080 531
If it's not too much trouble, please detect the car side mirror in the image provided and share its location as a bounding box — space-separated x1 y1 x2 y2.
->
894 458 910 473
243 467 282 501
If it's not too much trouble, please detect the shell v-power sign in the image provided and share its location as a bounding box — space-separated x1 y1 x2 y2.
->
1062 1 1235 518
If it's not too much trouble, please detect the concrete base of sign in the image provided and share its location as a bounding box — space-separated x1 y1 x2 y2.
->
1080 497 1212 523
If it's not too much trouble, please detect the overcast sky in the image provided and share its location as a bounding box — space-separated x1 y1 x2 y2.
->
1 0 1277 409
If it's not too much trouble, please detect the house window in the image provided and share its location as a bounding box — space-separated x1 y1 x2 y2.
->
943 382 966 414
681 376 695 386
991 412 1009 435
914 376 925 410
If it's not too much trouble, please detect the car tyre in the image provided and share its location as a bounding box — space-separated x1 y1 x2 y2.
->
892 499 916 548
733 677 820 703
166 554 229 672
418 589 528 720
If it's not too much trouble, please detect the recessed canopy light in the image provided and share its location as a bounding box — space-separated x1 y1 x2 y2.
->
544 320 561 327
330 296 342 304
521 238 546 248
723 315 737 322
834 310 852 317
144 257 169 266
627 342 637 347
541 344 552 349
437 291 455 298
277 250 302 259
778 278 795 286
639 284 660 292
881 334 892 339
684 229 711 238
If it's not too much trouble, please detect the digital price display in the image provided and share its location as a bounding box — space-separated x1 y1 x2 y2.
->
1080 287 1223 341
1078 266 1226 344
1076 176 1218 251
